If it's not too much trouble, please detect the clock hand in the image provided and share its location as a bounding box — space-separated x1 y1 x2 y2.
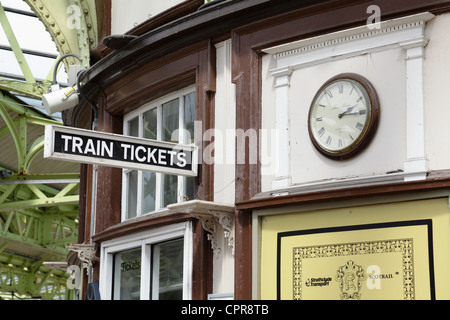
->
342 112 365 116
338 104 357 118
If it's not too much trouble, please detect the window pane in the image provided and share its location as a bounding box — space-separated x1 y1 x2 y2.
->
127 170 138 219
113 248 141 300
123 89 196 222
152 238 184 300
143 108 157 140
142 171 156 213
162 98 179 143
128 116 139 137
184 92 196 144
126 117 139 219
161 174 178 208
184 177 195 202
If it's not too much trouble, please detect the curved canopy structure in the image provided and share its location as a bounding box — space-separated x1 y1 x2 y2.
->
0 0 100 300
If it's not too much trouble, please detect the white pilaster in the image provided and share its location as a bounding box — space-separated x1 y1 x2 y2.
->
271 66 293 190
401 38 429 181
214 39 236 203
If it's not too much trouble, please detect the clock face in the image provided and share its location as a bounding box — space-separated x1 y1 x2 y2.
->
308 74 379 159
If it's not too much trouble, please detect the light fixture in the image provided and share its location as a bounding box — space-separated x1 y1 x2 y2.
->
42 54 82 115
42 84 79 114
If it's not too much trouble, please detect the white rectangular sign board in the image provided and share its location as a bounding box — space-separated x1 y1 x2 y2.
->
44 125 198 177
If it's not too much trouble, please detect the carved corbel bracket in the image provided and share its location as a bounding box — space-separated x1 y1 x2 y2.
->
67 244 96 274
191 210 235 258
168 200 235 258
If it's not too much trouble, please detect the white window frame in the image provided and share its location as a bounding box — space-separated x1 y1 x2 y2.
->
99 221 193 300
122 86 196 221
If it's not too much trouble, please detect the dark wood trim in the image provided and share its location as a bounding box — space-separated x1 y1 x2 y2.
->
104 41 209 115
77 163 88 244
234 174 450 299
236 174 450 212
93 97 123 236
82 0 450 301
91 0 204 61
103 0 111 37
84 164 93 244
230 0 450 299
81 0 333 93
82 0 450 94
192 219 214 300
235 209 252 299
96 0 111 39
101 39 216 203
92 212 191 242
90 0 111 64
91 211 213 299
90 36 216 300
196 40 216 202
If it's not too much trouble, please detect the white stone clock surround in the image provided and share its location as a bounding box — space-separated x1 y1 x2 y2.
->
263 12 435 191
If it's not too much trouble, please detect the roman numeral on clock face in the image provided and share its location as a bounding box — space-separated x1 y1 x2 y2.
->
318 127 325 137
356 122 364 131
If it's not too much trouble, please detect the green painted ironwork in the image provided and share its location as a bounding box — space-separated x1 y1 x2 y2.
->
0 4 36 85
0 247 74 300
0 93 80 299
0 92 61 174
24 0 98 72
0 0 99 299
0 0 99 99
0 4 49 98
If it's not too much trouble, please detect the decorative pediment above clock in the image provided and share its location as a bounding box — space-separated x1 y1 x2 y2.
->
264 12 435 71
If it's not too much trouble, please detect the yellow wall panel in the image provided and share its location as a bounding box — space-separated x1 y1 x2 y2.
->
260 198 450 300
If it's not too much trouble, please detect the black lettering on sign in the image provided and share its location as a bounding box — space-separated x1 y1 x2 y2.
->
54 131 193 171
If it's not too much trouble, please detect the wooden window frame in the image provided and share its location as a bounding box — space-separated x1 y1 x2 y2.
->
100 221 193 300
122 86 196 221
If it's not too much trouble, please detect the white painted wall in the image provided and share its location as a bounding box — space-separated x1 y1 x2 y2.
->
261 12 440 193
424 14 450 171
111 0 185 34
210 39 235 295
214 39 236 205
289 49 406 184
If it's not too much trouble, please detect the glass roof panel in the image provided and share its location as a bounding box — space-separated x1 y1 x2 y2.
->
0 10 57 54
0 0 34 13
0 0 68 121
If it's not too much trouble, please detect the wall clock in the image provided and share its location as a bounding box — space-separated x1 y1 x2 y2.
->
308 73 380 160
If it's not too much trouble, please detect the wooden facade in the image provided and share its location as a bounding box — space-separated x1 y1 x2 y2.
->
71 0 450 300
